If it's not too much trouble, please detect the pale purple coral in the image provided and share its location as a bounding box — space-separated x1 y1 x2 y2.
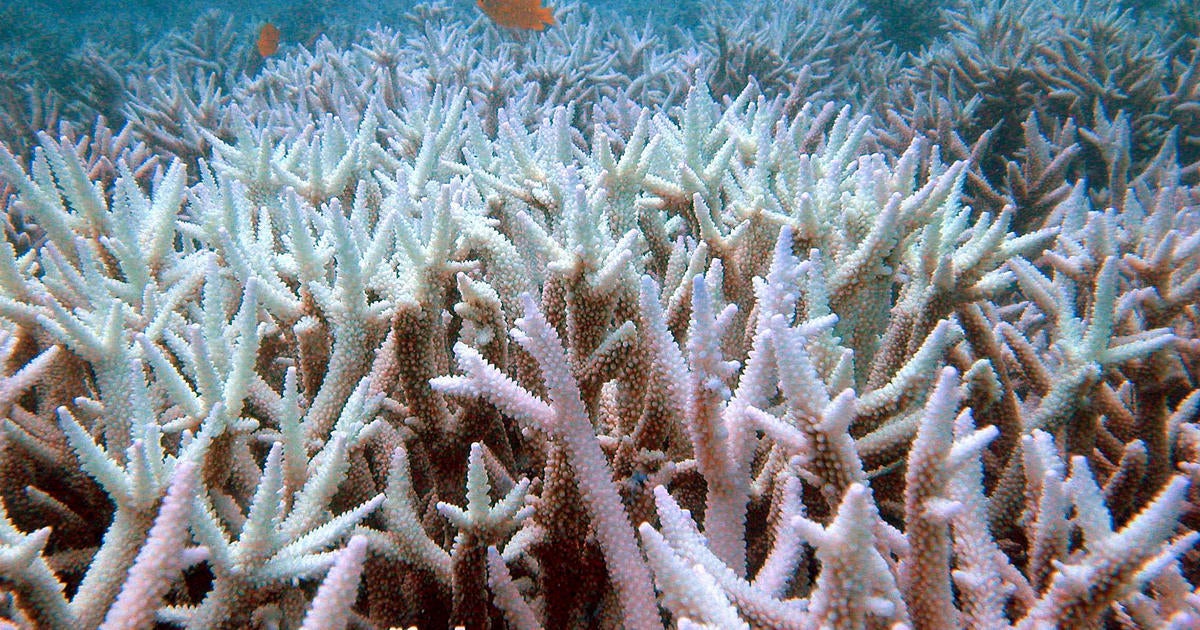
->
0 1 1197 628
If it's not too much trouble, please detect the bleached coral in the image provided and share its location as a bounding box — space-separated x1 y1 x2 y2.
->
0 6 1197 628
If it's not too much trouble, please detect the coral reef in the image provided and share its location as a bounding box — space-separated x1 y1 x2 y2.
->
0 0 1197 628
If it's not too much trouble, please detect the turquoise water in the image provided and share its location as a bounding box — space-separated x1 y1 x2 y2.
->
2 0 1194 181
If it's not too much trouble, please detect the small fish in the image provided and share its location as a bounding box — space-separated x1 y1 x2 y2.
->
477 0 555 31
257 23 281 57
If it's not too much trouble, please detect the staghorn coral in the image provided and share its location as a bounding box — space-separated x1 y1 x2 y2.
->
0 2 1197 629
889 0 1200 231
692 0 890 105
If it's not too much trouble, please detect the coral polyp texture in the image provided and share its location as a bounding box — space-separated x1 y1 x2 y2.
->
0 0 1198 628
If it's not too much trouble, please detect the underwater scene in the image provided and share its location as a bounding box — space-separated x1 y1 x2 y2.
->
0 0 1198 627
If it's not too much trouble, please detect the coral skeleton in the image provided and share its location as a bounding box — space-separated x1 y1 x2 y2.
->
0 0 1198 628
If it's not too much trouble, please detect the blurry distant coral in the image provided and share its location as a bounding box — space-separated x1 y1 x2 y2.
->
890 0 1200 230
861 0 952 52
0 0 1197 628
692 0 901 105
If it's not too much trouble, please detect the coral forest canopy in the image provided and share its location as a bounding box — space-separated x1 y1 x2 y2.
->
0 0 1198 628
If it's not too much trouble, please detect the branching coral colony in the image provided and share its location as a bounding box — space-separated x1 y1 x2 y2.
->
0 3 1199 630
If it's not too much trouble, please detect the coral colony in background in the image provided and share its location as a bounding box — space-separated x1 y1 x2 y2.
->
0 0 1198 627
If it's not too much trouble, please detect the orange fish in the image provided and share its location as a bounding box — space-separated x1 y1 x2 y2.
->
257 23 281 57
477 0 555 31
